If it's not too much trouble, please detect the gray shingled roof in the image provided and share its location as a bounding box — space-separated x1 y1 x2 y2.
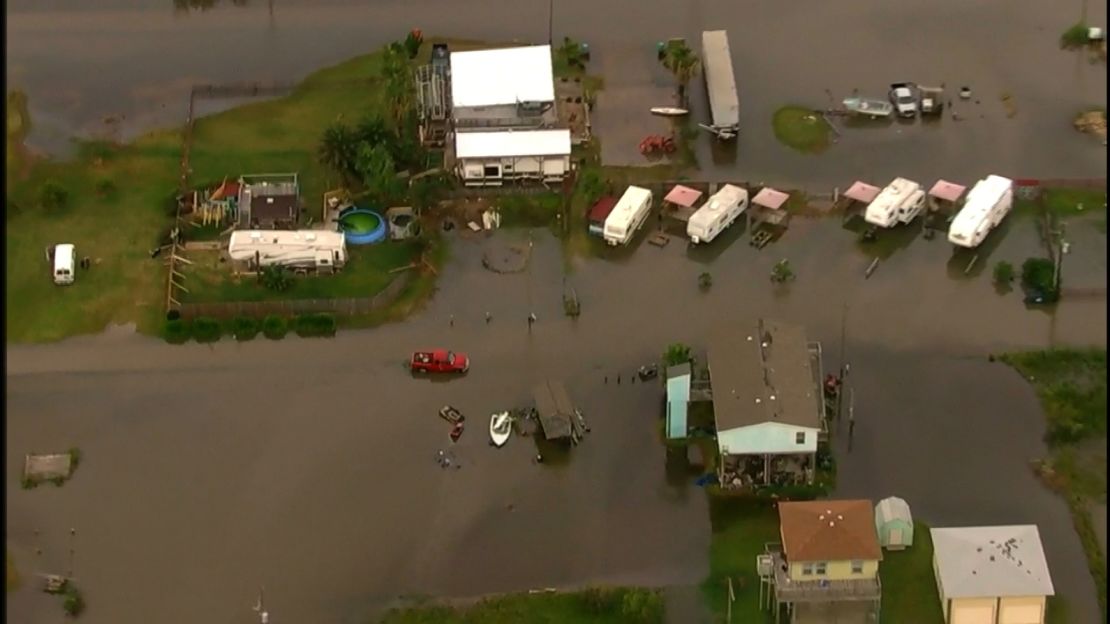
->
707 319 821 432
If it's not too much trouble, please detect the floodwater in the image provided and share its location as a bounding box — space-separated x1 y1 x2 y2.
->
7 0 1106 186
7 213 1106 623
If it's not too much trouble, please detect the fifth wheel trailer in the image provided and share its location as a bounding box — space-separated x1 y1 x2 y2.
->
947 175 1014 249
228 230 348 270
864 178 927 228
687 184 749 244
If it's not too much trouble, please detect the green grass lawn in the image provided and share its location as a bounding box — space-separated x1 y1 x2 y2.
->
377 588 664 624
1001 348 1108 621
5 43 423 342
771 106 833 154
1043 187 1107 217
700 498 779 623
879 522 943 623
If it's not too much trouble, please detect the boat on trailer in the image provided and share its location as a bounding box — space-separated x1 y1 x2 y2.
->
489 411 512 447
842 97 893 118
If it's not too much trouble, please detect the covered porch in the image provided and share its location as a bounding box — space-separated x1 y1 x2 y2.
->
719 452 817 489
762 544 881 622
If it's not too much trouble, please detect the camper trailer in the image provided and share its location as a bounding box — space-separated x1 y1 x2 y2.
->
52 244 76 285
864 177 927 228
687 184 749 244
604 186 653 246
947 175 1014 249
228 230 348 271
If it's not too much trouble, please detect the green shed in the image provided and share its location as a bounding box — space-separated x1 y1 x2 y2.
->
875 496 914 551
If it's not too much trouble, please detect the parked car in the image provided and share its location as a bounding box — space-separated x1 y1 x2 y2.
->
411 349 470 373
889 82 918 118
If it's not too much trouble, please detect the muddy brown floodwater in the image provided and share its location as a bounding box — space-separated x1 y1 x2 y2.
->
7 0 1106 186
6 213 1106 624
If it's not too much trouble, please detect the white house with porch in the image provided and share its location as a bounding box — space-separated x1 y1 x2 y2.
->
449 45 557 129
708 319 826 488
453 129 572 187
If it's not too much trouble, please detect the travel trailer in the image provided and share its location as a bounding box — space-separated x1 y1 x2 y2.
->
228 230 348 270
52 243 76 285
687 184 749 244
864 178 927 228
947 175 1014 249
604 186 653 246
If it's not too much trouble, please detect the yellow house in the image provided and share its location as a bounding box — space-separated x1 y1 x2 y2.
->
931 525 1055 624
766 499 883 620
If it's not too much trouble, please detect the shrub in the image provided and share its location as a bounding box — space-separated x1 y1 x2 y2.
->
1021 257 1058 297
39 182 69 212
295 313 338 337
50 476 66 487
95 178 117 198
1061 22 1091 48
698 271 713 290
663 343 692 367
993 260 1015 285
163 319 190 344
579 587 623 614
63 586 85 616
771 259 795 283
21 477 37 490
261 265 293 292
67 447 82 470
619 588 665 624
191 317 223 343
230 316 260 341
262 315 288 340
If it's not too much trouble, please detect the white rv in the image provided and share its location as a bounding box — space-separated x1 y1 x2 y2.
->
947 175 1014 249
604 186 653 246
687 184 749 244
864 178 927 228
228 230 348 270
52 243 76 285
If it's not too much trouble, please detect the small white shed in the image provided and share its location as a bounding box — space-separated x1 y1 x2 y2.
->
875 496 914 550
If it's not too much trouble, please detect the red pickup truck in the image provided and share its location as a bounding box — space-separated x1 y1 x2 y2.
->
410 349 470 374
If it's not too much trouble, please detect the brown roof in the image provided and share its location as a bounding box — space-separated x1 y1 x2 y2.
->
251 194 298 225
779 499 882 562
532 379 575 440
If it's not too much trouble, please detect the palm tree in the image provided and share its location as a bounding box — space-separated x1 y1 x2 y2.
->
317 122 359 181
660 40 700 106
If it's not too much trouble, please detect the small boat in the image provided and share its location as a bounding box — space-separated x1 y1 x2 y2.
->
489 411 512 447
650 106 689 117
841 97 893 119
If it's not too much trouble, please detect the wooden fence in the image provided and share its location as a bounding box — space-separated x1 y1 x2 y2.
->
176 272 412 320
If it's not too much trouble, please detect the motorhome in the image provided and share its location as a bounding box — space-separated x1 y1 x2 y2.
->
864 177 927 228
603 186 653 246
228 230 348 270
947 175 1014 249
687 184 749 244
52 243 76 285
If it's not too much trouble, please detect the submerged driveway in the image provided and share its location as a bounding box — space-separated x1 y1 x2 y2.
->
7 219 1106 623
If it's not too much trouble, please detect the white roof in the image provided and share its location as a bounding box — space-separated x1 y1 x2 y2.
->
950 175 1013 232
875 496 912 524
867 177 921 213
689 184 747 229
228 229 345 260
449 45 555 108
455 129 571 159
606 186 653 228
931 525 1055 599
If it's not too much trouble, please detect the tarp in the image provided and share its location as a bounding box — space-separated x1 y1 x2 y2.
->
664 185 704 208
844 181 881 204
752 187 789 211
928 180 967 202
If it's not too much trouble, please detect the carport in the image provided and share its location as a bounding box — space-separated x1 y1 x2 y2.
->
927 179 967 214
839 181 881 221
663 184 704 222
747 187 791 244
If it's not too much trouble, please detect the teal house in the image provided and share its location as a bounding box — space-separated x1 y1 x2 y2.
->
666 363 692 439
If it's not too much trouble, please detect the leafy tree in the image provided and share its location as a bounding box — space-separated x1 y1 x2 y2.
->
354 114 392 146
577 169 605 206
557 36 588 69
1021 257 1058 296
660 40 700 105
62 586 85 616
381 45 415 127
39 182 69 211
318 122 360 180
771 259 795 283
663 343 692 367
355 143 402 204
993 260 1015 285
261 265 293 292
403 29 424 59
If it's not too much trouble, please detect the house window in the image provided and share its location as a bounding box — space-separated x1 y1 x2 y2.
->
795 431 806 444
815 562 827 575
851 560 864 574
801 564 814 576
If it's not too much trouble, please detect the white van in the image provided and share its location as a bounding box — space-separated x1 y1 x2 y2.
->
52 244 76 285
603 186 653 246
687 184 749 244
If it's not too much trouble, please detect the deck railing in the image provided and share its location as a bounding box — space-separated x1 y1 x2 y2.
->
765 546 881 603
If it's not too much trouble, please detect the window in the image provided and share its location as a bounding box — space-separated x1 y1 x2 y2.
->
795 431 806 444
801 564 814 576
815 562 827 575
851 560 864 574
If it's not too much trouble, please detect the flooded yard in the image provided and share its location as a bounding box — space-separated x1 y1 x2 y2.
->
7 211 1106 623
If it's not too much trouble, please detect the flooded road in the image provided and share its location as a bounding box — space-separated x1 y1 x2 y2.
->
7 213 1107 623
7 0 1106 185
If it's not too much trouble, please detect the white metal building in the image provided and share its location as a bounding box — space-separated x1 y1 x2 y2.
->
228 229 347 270
931 525 1055 624
454 129 572 186
449 45 556 128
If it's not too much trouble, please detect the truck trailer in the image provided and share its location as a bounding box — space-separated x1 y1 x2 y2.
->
700 30 740 140
687 184 748 244
864 178 927 228
947 175 1014 249
228 229 348 270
